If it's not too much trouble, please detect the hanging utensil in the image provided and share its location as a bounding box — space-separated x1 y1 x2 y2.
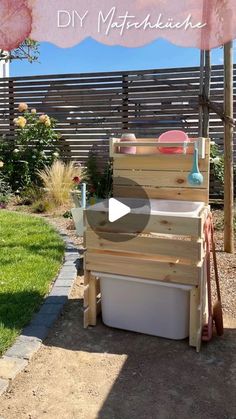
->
188 143 204 186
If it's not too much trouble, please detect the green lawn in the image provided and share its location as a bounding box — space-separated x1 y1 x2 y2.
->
0 211 64 355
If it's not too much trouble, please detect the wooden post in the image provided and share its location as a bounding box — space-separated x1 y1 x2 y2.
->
199 50 211 138
202 50 211 137
122 75 129 132
198 50 205 137
8 79 15 142
198 0 211 138
224 41 234 253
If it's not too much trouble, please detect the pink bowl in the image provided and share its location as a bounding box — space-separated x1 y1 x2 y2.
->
158 130 189 154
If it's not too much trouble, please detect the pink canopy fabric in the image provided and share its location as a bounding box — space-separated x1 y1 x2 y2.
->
0 0 235 51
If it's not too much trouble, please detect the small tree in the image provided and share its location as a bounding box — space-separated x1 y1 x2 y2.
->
0 39 39 63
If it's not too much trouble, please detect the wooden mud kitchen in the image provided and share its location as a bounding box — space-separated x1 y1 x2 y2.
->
83 136 223 352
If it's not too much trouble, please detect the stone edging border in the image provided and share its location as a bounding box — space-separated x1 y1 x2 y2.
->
0 227 79 396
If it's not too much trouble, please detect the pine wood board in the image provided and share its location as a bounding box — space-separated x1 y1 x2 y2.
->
111 137 210 156
86 229 203 263
113 169 208 189
85 210 202 237
189 286 201 348
113 185 209 203
85 252 201 285
113 154 209 171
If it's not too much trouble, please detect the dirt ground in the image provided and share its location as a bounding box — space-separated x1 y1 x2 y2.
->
0 210 235 419
0 271 236 419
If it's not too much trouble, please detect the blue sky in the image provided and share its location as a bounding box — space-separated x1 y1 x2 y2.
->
11 38 234 77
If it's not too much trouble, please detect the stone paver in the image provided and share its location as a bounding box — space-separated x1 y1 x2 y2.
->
5 337 41 361
0 378 8 396
56 273 76 280
30 312 59 328
55 279 73 287
64 254 78 261
22 325 50 341
44 295 68 305
59 266 76 279
36 303 63 316
0 357 27 380
58 272 76 278
63 261 76 267
49 286 71 297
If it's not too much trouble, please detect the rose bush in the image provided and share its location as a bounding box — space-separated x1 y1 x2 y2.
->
0 103 60 191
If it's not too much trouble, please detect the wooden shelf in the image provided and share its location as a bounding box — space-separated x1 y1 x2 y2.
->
110 137 208 159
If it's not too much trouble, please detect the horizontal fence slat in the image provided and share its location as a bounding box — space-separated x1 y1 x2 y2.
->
0 64 235 198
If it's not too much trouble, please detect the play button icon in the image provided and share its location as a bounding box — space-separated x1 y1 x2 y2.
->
108 198 131 222
86 177 151 242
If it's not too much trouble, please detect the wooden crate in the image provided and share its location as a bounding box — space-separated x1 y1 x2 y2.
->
84 137 210 352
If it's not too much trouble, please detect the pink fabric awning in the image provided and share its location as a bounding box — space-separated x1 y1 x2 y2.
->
0 0 235 51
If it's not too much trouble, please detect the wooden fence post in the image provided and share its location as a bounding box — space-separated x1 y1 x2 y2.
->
202 50 211 138
8 79 15 142
122 75 129 133
224 41 234 253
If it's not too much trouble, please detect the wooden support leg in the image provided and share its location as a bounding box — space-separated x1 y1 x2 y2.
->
189 259 207 352
83 271 101 328
189 286 201 350
88 275 98 326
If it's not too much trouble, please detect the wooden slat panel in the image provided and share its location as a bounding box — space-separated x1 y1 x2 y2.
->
85 252 201 285
85 210 201 237
113 169 208 189
1 65 221 82
113 154 209 171
86 229 202 262
113 185 209 203
111 138 210 201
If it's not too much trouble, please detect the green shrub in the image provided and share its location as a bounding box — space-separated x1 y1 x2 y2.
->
19 185 45 206
210 143 224 183
31 199 51 214
85 153 113 199
0 177 12 208
0 103 60 191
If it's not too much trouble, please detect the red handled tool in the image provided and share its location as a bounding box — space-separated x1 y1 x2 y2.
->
202 214 223 341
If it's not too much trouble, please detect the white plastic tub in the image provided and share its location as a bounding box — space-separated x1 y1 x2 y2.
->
88 198 205 218
92 272 193 340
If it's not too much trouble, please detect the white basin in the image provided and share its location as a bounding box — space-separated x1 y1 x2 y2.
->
148 199 205 217
88 199 205 218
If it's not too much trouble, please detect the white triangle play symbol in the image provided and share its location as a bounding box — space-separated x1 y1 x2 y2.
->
108 198 131 223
